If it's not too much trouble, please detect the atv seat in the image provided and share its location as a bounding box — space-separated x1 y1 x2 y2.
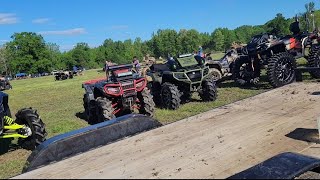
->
150 64 170 72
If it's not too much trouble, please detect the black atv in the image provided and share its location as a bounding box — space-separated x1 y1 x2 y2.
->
82 64 155 125
233 18 320 88
0 92 47 152
0 78 12 91
147 54 218 110
54 70 74 81
205 49 239 81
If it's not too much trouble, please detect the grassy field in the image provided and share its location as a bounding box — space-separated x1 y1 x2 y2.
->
0 55 315 179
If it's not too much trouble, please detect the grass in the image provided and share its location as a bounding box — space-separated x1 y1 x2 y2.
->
2 52 313 179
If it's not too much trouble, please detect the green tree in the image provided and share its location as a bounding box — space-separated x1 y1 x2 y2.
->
265 13 290 37
5 32 52 74
212 29 225 51
177 29 201 54
150 29 179 58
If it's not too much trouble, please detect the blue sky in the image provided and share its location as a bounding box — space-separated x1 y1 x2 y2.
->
0 0 318 51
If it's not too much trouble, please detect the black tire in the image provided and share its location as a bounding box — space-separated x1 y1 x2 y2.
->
161 82 181 110
233 56 256 86
267 52 296 88
137 88 155 117
307 45 320 78
15 108 47 151
95 97 115 123
209 68 222 81
150 82 162 107
83 94 97 125
5 84 12 90
181 91 192 103
199 79 217 102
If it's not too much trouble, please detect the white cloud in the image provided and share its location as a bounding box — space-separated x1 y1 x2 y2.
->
0 13 18 25
38 28 87 36
32 18 50 24
111 25 129 30
0 40 8 43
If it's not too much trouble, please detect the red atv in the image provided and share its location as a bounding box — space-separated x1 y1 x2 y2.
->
82 64 155 124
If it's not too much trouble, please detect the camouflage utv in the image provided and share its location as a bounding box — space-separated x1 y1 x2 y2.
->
147 54 217 110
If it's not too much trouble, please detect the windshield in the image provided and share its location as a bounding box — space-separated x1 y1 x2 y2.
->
176 55 198 68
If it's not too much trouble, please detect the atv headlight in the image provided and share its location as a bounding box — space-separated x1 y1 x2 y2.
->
104 86 121 96
135 79 146 92
173 73 187 79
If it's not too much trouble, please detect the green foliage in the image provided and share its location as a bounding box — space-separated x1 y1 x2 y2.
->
265 13 291 37
5 32 52 74
212 29 225 51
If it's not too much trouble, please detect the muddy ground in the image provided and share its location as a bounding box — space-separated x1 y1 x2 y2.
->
15 82 320 179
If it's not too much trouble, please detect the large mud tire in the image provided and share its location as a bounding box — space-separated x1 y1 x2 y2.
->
307 45 320 78
95 97 115 123
233 56 255 86
16 108 47 151
267 52 296 88
137 88 155 117
199 79 218 102
161 82 181 110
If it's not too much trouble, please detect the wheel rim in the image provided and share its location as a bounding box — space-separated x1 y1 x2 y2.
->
211 71 220 80
275 57 294 83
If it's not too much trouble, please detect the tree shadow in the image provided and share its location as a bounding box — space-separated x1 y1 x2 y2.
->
285 128 320 144
0 138 21 155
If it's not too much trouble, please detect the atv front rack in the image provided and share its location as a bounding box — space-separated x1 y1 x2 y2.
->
23 114 162 173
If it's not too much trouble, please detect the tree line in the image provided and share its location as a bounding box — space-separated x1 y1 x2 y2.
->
0 2 317 75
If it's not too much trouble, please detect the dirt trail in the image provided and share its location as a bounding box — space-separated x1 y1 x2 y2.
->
15 82 320 179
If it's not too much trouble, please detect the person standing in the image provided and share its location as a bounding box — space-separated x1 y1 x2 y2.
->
132 56 141 74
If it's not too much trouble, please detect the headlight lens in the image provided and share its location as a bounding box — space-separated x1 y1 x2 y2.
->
136 79 145 89
136 79 146 91
174 73 187 79
105 86 121 95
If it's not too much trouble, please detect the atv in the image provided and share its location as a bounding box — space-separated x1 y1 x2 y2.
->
0 91 47 151
147 54 217 110
205 49 239 81
0 77 12 91
54 70 74 81
233 17 320 88
82 64 155 125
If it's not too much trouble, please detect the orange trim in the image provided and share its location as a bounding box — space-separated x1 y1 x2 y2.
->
289 38 296 49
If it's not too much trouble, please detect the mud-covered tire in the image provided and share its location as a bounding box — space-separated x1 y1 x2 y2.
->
209 68 222 81
95 97 115 123
83 94 97 125
199 79 217 102
161 82 181 110
307 45 320 78
267 52 296 88
5 84 12 90
16 108 47 151
181 91 192 103
137 88 155 117
233 56 255 86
